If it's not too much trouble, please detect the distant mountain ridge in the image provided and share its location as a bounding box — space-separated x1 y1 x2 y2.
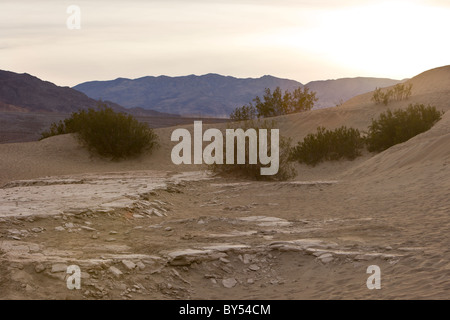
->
0 70 177 117
74 74 403 117
74 74 302 117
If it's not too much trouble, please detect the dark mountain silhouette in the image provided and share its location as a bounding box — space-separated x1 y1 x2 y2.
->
0 70 177 117
74 74 303 117
74 73 402 117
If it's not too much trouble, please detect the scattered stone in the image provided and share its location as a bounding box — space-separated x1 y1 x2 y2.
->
108 266 123 278
249 264 260 271
220 257 230 264
122 260 136 270
55 226 65 232
80 226 96 232
222 278 237 288
105 238 116 242
64 223 74 228
133 214 144 218
35 264 45 273
91 235 98 239
165 227 173 231
243 254 253 264
136 261 146 270
247 279 254 284
211 278 217 284
109 231 118 235
31 227 44 233
51 264 68 273
319 253 334 263
11 236 21 240
355 254 370 261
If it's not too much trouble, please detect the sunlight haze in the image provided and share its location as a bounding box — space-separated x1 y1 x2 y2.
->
1 0 449 86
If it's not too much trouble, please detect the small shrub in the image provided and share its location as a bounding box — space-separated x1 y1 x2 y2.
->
40 103 159 159
209 119 297 181
230 86 318 120
291 126 365 166
371 83 413 106
230 104 257 121
366 104 443 152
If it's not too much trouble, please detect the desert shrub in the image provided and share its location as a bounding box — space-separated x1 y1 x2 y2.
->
40 103 159 159
366 104 443 152
230 86 317 120
291 126 365 166
371 83 413 106
209 119 297 181
229 104 257 121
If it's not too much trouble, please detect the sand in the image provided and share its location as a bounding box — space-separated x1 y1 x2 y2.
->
0 66 449 300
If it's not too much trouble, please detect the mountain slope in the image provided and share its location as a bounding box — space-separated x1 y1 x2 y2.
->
74 73 303 117
74 74 402 117
0 70 176 117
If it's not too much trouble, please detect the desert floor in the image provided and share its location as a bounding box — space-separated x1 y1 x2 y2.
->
1 66 449 299
0 134 448 300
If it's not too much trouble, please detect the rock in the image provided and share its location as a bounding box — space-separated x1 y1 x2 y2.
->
248 264 260 271
222 278 237 288
165 227 172 231
109 231 118 235
51 264 68 273
105 238 116 242
220 257 230 264
243 254 253 264
55 226 65 231
133 214 144 218
64 223 74 228
136 261 146 270
80 226 96 232
31 227 44 233
319 253 334 263
167 249 213 266
122 260 136 270
108 266 123 278
247 279 254 284
35 264 46 273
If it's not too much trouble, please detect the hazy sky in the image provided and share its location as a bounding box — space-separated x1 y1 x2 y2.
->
1 0 449 87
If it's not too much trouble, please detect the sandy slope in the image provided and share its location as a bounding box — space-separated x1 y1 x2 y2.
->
0 66 449 300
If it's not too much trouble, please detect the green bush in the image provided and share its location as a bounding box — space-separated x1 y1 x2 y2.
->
209 119 297 181
366 104 443 152
291 126 365 166
40 103 159 159
230 86 317 120
371 83 413 106
229 104 257 121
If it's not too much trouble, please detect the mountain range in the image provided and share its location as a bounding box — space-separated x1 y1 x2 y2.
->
74 74 403 117
0 70 176 117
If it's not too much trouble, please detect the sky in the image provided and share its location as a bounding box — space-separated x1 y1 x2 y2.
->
1 0 450 87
